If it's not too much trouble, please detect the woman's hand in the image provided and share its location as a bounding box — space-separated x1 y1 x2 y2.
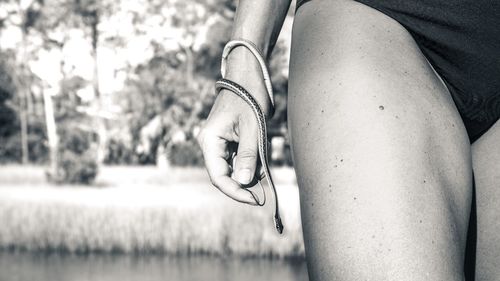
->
197 49 271 205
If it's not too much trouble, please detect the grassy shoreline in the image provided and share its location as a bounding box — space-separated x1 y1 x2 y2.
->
0 165 305 258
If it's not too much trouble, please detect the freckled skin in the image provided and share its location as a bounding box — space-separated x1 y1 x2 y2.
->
289 0 473 280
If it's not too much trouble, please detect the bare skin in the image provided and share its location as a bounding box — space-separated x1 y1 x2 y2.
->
289 1 471 279
198 0 500 280
473 120 500 281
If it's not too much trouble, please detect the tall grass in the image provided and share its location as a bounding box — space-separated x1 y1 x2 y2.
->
0 166 305 258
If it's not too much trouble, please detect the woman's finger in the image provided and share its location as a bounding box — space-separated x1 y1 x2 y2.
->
233 118 259 185
199 132 258 205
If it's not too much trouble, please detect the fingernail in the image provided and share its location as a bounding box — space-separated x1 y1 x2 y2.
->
237 169 252 184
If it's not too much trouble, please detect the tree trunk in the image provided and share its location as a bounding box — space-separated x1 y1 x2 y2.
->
90 9 107 163
19 88 29 164
19 19 30 164
43 89 58 177
184 46 195 85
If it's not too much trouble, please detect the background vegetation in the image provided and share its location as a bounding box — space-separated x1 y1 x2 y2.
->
0 0 294 184
0 0 301 259
0 165 303 257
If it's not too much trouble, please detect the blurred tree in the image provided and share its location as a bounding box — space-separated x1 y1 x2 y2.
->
113 0 237 165
73 0 110 163
0 52 21 162
0 0 44 164
0 0 103 179
0 0 294 168
20 0 77 175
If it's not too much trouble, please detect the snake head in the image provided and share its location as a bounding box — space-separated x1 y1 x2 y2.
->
274 215 284 234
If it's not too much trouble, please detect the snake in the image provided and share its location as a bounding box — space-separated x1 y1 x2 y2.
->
215 78 284 234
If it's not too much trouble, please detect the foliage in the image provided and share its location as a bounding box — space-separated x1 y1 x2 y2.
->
39 72 99 184
104 138 136 165
0 0 294 167
0 100 18 139
0 166 303 257
0 51 49 163
0 52 18 147
47 127 98 184
167 139 204 167
56 148 98 184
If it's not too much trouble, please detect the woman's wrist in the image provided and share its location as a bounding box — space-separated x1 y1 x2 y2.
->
223 47 273 116
220 0 291 117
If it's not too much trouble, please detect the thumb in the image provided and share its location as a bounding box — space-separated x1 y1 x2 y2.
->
234 118 259 185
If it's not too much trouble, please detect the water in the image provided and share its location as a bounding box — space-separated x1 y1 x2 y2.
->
0 252 308 281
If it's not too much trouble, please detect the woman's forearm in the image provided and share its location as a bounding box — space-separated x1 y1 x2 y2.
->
224 0 292 114
231 0 292 57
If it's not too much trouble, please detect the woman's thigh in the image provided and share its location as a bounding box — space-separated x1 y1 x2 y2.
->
472 120 500 281
289 0 473 280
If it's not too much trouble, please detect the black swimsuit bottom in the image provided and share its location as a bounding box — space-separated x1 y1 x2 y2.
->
296 0 500 143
